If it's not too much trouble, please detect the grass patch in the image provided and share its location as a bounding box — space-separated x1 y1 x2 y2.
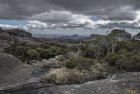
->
41 68 85 84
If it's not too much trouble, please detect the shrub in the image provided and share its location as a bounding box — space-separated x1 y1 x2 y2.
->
91 61 110 79
48 46 65 56
36 47 51 59
105 53 122 66
83 48 95 58
64 55 95 70
76 57 95 70
65 60 77 69
105 51 140 72
115 54 140 71
116 40 140 52
4 42 66 61
41 68 84 84
27 49 40 60
126 88 137 94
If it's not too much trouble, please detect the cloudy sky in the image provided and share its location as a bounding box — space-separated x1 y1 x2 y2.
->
0 0 140 35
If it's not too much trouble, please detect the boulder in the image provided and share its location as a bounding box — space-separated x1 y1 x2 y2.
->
133 33 140 40
0 32 15 51
0 32 14 41
0 52 33 86
0 52 22 77
0 52 21 83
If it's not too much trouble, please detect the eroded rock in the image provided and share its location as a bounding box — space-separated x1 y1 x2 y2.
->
0 52 34 87
0 72 140 94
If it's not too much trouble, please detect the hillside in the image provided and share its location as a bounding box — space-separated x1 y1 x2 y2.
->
0 28 140 94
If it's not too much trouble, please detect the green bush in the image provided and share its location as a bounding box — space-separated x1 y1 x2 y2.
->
49 46 65 55
36 47 51 59
115 54 140 71
4 42 66 62
64 55 95 70
83 48 95 58
105 53 122 66
105 51 140 72
65 60 77 69
27 49 40 60
76 57 95 70
91 63 108 79
116 40 140 52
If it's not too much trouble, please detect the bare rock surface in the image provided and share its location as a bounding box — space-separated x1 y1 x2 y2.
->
0 72 140 94
0 52 140 94
0 52 22 77
0 52 34 87
0 32 14 51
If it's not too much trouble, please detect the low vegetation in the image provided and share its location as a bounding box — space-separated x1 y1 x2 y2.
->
3 29 140 85
4 42 67 62
41 68 85 84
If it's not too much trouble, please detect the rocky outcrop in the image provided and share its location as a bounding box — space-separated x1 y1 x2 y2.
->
0 27 56 49
0 27 47 51
0 27 33 51
109 29 132 41
0 52 22 79
0 72 140 94
29 55 64 74
0 27 4 32
0 32 14 41
0 52 33 87
5 28 32 37
0 28 15 51
133 33 140 40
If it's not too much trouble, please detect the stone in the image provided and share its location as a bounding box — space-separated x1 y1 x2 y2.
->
0 72 140 94
133 33 140 40
0 52 33 86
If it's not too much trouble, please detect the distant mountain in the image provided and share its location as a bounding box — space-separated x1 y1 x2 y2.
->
33 34 65 38
58 34 87 40
90 34 106 39
33 34 88 40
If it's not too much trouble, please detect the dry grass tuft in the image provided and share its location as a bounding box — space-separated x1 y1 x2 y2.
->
41 68 84 84
125 88 137 94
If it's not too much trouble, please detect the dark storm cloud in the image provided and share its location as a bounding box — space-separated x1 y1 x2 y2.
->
0 0 61 19
47 0 140 20
99 21 140 29
1 0 140 30
0 0 140 20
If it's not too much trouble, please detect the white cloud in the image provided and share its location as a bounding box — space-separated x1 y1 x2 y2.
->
0 24 19 30
30 10 94 28
1 10 140 33
23 20 48 30
31 11 75 23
